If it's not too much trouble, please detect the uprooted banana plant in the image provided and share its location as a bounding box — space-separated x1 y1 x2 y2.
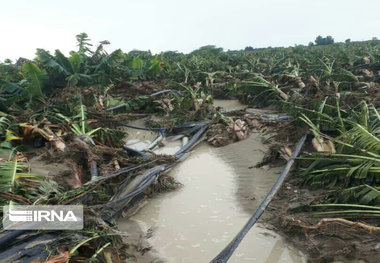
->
311 184 380 217
55 100 125 147
299 100 380 217
56 101 100 145
233 73 289 106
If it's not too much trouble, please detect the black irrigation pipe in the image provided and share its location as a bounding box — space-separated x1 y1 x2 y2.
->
97 164 168 211
84 160 157 185
0 119 207 257
122 146 151 159
0 92 204 258
116 120 209 132
0 123 304 261
210 134 307 263
150 89 183 97
0 232 60 261
85 121 207 187
170 122 208 139
96 123 210 218
0 161 158 251
147 129 166 150
117 123 165 131
174 124 210 159
0 229 27 250
260 114 292 121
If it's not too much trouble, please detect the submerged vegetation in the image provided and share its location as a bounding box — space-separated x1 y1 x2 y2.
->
0 33 379 262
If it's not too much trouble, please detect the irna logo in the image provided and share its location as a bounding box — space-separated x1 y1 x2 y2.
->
9 210 78 222
3 205 83 230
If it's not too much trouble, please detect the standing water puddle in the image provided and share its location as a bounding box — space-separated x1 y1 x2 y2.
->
214 99 247 112
118 130 305 262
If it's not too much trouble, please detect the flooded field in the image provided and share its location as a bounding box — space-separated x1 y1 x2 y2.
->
118 108 306 262
2 33 378 263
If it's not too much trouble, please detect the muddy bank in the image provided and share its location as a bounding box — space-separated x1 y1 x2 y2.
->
266 177 380 263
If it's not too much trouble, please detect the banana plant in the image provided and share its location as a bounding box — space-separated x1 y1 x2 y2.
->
235 73 289 104
56 102 100 144
200 71 226 88
176 62 191 84
0 160 43 205
125 55 163 80
12 62 48 106
310 185 380 217
178 83 213 112
299 97 336 153
0 115 24 151
0 116 10 136
37 49 92 87
300 101 380 188
332 184 380 206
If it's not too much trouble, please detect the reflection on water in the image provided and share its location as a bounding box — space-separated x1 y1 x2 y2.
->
217 133 282 214
118 136 305 263
214 99 246 112
122 118 156 151
122 117 183 155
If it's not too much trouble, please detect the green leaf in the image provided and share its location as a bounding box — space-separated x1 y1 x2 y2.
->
37 49 70 75
132 57 143 71
69 52 83 74
0 161 43 205
55 50 72 73
22 62 46 100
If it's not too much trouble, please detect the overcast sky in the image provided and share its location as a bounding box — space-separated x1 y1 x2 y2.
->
0 0 379 61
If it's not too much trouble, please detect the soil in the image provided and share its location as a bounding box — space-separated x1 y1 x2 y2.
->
265 177 380 263
113 80 170 99
259 164 380 263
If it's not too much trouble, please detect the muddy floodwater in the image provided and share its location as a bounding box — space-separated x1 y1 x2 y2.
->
118 102 306 263
214 99 247 112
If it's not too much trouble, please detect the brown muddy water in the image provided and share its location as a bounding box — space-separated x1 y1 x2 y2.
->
117 100 306 263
